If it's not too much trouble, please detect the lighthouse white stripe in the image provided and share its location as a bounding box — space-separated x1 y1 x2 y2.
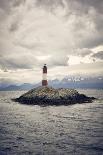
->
42 73 47 80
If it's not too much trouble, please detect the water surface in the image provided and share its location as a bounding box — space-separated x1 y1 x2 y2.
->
0 89 103 155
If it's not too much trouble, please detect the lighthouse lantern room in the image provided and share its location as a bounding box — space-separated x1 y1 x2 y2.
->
42 64 48 86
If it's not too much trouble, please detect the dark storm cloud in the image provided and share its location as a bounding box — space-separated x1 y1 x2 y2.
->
12 0 26 7
35 0 65 10
35 0 103 13
92 51 103 60
74 0 103 13
9 20 19 32
0 0 11 11
0 0 25 10
0 0 23 23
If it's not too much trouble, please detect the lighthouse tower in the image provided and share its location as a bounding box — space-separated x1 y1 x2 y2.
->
42 64 48 86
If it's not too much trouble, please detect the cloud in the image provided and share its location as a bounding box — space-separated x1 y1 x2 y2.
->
0 0 11 11
92 51 103 60
71 48 92 57
0 0 103 84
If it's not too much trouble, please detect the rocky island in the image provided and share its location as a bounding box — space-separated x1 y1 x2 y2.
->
14 86 95 105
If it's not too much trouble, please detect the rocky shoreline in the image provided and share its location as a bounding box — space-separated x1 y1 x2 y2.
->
13 86 95 105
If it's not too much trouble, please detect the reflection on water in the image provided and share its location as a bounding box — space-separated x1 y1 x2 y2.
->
0 89 103 155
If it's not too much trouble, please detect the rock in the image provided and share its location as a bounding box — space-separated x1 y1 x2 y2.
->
13 86 95 105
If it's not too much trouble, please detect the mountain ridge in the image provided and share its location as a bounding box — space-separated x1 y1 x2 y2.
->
0 76 103 91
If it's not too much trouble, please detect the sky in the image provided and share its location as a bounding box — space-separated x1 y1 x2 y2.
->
0 0 103 85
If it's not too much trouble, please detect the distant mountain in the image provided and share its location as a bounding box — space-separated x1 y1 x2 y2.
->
0 76 103 91
19 83 34 90
48 76 103 89
0 83 34 91
49 77 103 89
0 85 20 91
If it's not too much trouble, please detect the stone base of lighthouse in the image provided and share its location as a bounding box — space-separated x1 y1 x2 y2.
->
42 80 48 86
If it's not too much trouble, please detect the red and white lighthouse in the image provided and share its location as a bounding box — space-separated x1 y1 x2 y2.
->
42 64 48 86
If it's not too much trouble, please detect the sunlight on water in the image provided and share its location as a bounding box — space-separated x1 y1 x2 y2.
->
0 89 103 155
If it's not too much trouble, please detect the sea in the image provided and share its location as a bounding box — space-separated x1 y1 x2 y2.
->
0 89 103 155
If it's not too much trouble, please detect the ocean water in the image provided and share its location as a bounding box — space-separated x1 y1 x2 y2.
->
0 89 103 155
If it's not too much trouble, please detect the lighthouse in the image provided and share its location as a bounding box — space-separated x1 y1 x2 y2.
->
42 64 48 86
